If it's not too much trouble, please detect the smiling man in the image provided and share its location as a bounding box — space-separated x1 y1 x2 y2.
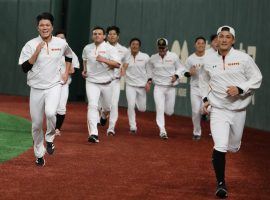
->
82 26 121 143
200 25 262 198
18 12 73 167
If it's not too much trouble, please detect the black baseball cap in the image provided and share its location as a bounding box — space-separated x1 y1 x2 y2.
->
157 38 168 47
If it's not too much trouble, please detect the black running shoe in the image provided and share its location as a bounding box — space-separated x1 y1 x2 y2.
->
100 117 107 126
192 135 201 140
35 157 45 167
46 142 55 155
215 182 228 199
88 135 99 143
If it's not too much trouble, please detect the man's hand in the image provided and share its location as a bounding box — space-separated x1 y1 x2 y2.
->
35 41 45 54
96 55 107 63
189 66 197 76
226 86 239 96
171 74 179 83
61 73 68 84
145 81 151 92
202 101 210 115
82 70 87 78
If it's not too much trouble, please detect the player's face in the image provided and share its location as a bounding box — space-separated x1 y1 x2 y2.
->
218 31 235 51
107 30 119 45
56 33 65 40
195 39 206 53
130 40 140 54
92 29 105 44
211 37 219 50
158 46 168 57
37 19 53 40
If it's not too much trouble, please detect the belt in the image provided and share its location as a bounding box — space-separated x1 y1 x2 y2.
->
96 81 111 85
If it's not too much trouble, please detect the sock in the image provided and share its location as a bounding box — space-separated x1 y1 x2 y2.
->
212 149 226 185
56 114 65 130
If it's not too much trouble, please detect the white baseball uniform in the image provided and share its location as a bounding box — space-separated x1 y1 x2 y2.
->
57 51 80 115
123 51 150 131
185 52 205 136
105 42 128 134
147 51 185 135
82 41 121 136
18 35 73 158
201 48 262 152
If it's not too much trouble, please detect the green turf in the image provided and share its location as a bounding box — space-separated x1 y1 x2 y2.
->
0 112 32 163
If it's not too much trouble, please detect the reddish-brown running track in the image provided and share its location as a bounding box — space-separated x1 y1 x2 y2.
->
0 95 269 200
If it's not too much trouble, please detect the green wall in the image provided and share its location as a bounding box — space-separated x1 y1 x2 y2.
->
1 0 269 131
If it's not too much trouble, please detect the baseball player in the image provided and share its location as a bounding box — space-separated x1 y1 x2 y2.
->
184 36 206 140
200 25 262 198
18 12 73 166
55 30 80 136
99 26 128 136
205 34 218 55
146 38 185 139
82 26 121 143
122 38 150 133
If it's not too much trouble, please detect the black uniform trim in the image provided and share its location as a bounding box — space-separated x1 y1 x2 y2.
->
21 60 33 73
184 72 191 77
65 56 72 63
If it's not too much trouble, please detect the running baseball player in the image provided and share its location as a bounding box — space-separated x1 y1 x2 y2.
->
146 38 185 139
18 12 73 166
184 36 207 140
99 26 128 136
122 38 150 133
82 26 121 143
205 34 218 55
200 25 262 198
55 30 80 136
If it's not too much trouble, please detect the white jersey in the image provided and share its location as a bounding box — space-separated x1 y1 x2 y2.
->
146 51 185 86
200 48 262 110
82 41 121 83
18 36 73 89
205 47 217 55
185 53 205 87
112 43 128 78
123 51 149 87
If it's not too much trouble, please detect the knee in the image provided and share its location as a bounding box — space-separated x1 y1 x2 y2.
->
45 109 56 119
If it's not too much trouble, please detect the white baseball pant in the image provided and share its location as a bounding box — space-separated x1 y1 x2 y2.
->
190 86 202 136
126 84 147 131
210 107 246 153
154 85 176 134
57 82 69 115
107 79 121 133
86 81 113 136
30 84 61 158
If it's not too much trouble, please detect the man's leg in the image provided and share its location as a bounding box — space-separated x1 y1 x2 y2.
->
29 88 46 164
126 85 137 132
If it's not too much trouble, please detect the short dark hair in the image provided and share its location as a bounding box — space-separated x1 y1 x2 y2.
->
36 12 54 25
55 30 66 38
129 38 141 46
106 26 120 35
210 34 218 42
92 26 105 35
195 36 206 43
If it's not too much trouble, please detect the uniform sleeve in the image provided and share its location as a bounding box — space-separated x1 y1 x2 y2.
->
185 57 192 72
199 65 211 99
82 46 88 61
64 43 73 59
109 46 121 64
237 55 262 94
146 57 154 79
72 51 80 69
122 51 129 64
18 43 33 65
